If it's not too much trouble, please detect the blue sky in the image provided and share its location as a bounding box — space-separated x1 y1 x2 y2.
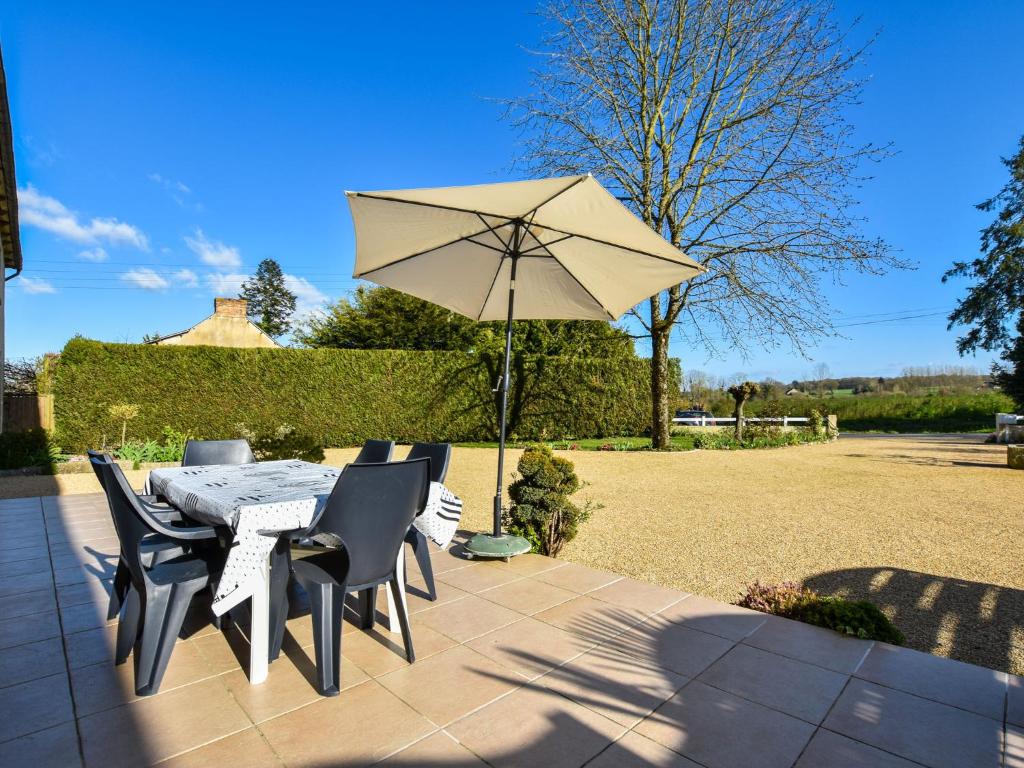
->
2 1 1022 382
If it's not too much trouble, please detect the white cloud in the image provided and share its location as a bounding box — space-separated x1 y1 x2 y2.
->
19 276 56 294
185 229 241 268
284 274 329 319
148 173 191 194
77 247 108 262
122 267 169 291
17 184 149 249
174 268 199 288
205 272 248 295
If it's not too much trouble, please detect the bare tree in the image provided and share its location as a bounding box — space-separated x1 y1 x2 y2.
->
507 0 904 447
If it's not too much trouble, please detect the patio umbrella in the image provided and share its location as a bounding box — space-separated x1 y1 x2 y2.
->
346 174 702 557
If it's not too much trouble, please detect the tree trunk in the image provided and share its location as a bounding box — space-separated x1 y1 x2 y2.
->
650 325 671 449
734 401 744 441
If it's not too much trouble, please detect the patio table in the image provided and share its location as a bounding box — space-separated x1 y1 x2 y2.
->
147 459 411 684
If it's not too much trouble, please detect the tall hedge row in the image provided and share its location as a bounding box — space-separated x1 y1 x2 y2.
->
53 338 674 452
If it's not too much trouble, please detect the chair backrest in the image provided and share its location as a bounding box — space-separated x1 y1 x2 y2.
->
87 450 112 490
353 439 394 465
405 442 451 484
315 458 430 587
181 439 255 467
92 457 169 586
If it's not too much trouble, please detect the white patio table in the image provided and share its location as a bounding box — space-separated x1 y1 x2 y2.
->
147 459 410 684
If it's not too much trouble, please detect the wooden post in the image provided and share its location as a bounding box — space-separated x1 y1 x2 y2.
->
1009 445 1024 470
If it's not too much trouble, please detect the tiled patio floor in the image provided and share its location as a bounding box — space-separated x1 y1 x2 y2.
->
0 493 1019 767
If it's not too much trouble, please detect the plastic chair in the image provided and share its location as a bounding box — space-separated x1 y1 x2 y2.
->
290 458 430 695
181 439 255 466
93 458 223 695
353 439 395 464
88 451 186 620
402 442 452 600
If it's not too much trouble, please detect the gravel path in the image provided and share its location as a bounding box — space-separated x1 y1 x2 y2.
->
9 435 1019 673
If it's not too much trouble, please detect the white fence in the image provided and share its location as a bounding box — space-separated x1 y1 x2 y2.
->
672 416 809 427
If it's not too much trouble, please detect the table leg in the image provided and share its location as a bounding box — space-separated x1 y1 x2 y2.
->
386 549 409 634
249 555 271 684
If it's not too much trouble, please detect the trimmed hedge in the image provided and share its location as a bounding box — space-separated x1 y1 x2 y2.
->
53 338 675 452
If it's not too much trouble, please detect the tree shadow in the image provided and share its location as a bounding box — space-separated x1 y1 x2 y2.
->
804 566 1024 674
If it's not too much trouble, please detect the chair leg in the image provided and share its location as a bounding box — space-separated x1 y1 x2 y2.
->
409 529 436 601
388 576 415 664
308 582 347 696
107 559 130 621
268 538 291 662
359 587 377 630
115 586 140 665
133 584 195 696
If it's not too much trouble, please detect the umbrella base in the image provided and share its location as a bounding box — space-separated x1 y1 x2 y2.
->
464 533 532 560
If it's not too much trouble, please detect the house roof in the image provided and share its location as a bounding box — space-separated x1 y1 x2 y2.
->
0 45 21 273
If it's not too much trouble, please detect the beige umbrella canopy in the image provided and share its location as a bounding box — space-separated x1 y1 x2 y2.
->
345 174 702 556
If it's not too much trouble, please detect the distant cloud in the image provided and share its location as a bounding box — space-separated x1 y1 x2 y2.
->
175 268 199 288
19 276 56 294
185 229 241 268
285 274 329 318
17 184 149 249
148 173 191 195
122 268 169 291
77 248 108 262
22 135 60 167
205 272 247 295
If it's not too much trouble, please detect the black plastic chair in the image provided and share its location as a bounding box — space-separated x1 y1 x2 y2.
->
88 451 186 620
353 439 395 464
181 439 255 466
290 458 430 696
93 458 223 695
402 442 451 600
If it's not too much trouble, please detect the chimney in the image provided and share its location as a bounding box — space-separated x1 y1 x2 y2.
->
214 297 248 318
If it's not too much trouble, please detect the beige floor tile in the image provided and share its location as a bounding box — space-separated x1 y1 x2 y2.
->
191 626 249 674
1006 725 1024 768
532 562 622 594
78 677 252 768
1010 674 1024 727
743 614 873 674
698 644 848 724
539 645 688 727
635 680 815 768
57 577 113 609
0 721 82 768
855 642 1007 721
588 577 687 615
0 608 61 649
0 544 50 564
154 728 282 767
64 624 118 669
414 594 522 643
436 563 524 593
403 577 471 613
480 552 566 577
0 672 74 742
794 729 923 768
534 595 648 644
587 731 703 768
0 588 56 619
60 599 114 635
478 577 576 615
0 636 66 687
0 569 54 597
378 645 521 725
379 730 488 766
657 594 767 640
222 650 367 722
823 679 1003 768
604 614 734 677
70 640 221 716
341 619 456 677
466 616 595 680
447 683 626 768
425 549 476 575
258 679 436 767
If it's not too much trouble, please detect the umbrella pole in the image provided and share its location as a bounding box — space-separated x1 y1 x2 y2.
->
467 221 531 560
492 253 518 536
